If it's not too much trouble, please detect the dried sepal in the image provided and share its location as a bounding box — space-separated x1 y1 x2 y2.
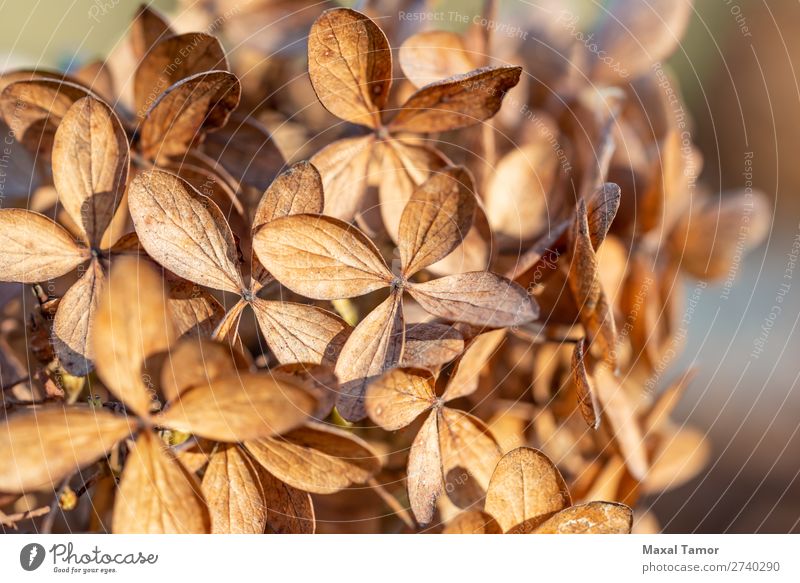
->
443 329 506 402
399 31 474 88
139 70 240 162
245 422 380 495
51 96 129 246
443 510 502 534
366 367 436 430
202 444 268 534
113 431 210 534
407 411 443 525
532 501 633 534
128 170 245 294
93 257 175 417
0 406 134 492
408 272 538 328
485 447 571 533
254 214 392 300
52 260 105 376
389 66 522 133
307 8 392 128
334 292 404 421
0 209 88 283
398 166 477 277
571 338 602 430
400 323 464 370
157 371 317 442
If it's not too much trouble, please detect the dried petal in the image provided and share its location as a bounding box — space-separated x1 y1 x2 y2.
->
335 292 404 421
408 272 538 327
202 444 268 534
139 71 240 162
0 209 88 283
253 214 392 300
407 411 443 525
252 299 350 366
399 31 475 87
571 338 602 430
308 8 391 128
93 257 175 417
113 431 210 533
134 33 227 117
128 170 245 294
0 407 133 492
389 66 522 133
52 260 105 376
438 409 502 509
51 96 129 246
399 166 477 277
245 422 380 495
443 510 502 534
443 329 505 402
157 372 316 442
311 136 374 220
484 447 571 533
400 322 464 369
533 502 633 534
366 368 436 430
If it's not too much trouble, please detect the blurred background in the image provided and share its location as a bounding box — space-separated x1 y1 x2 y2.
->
0 0 797 533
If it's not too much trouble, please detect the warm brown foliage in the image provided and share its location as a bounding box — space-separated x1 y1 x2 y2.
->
0 1 767 534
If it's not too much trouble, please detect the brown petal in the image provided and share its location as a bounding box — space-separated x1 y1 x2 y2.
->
377 139 450 242
93 257 175 417
571 338 602 430
245 421 380 495
252 161 325 232
252 299 350 366
51 96 129 246
113 431 210 533
400 322 464 370
0 209 88 283
251 161 325 286
365 368 436 430
161 337 247 403
569 201 617 364
398 166 477 277
128 170 245 294
408 272 539 327
335 292 404 421
399 31 475 88
157 371 316 442
139 70 240 162
586 183 622 250
202 444 268 534
253 214 392 300
134 33 227 118
643 426 710 494
168 279 226 339
443 329 506 402
674 190 771 280
485 142 557 243
592 0 694 82
0 406 134 492
484 447 571 533
407 410 443 525
130 4 174 61
594 366 648 481
311 136 374 221
533 501 633 534
389 66 522 133
0 79 91 157
443 510 502 534
308 8 391 128
259 465 315 534
438 408 502 509
52 260 105 376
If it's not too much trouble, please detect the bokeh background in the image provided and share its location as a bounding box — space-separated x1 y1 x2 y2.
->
0 0 797 533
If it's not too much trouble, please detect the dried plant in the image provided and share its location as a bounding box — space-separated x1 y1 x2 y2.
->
0 1 769 535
